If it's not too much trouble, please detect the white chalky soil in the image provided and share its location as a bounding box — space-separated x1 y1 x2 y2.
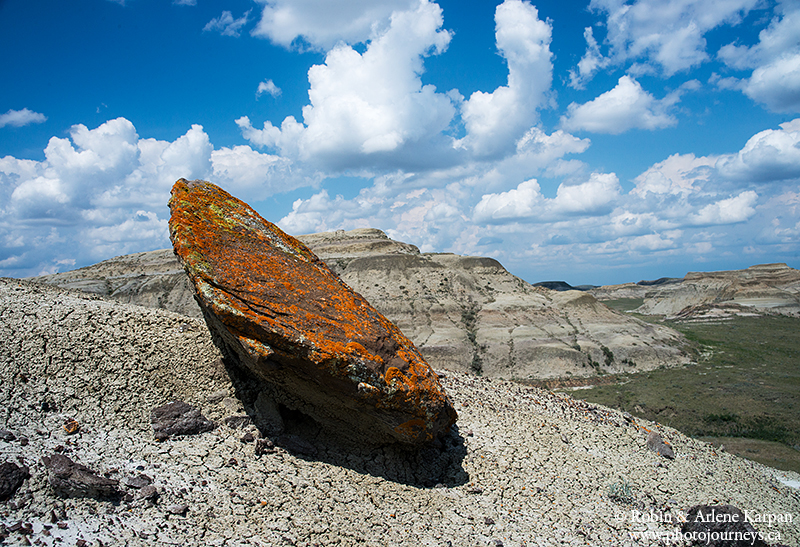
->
1 278 798 546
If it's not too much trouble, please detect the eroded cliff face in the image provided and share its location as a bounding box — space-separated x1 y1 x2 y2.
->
34 249 199 317
592 263 800 319
34 228 691 379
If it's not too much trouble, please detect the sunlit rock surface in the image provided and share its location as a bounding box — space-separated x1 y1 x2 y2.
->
167 179 456 446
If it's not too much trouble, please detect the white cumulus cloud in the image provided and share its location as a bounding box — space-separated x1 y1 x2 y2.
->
572 0 759 85
716 119 800 182
457 0 553 158
473 179 543 222
717 4 800 112
239 0 457 171
0 118 315 277
474 172 620 223
561 76 682 134
552 172 620 215
251 0 417 50
741 53 800 113
0 108 47 128
633 153 717 196
689 191 758 225
256 79 282 98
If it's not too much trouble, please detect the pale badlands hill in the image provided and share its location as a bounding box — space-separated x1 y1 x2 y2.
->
34 229 690 380
1 278 799 546
591 263 800 320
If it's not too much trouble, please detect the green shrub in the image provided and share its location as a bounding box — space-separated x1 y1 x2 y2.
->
607 478 634 504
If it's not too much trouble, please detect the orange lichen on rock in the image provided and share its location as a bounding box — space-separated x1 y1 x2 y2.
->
168 179 457 445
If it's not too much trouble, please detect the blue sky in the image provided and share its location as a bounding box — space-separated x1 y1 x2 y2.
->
1 0 799 286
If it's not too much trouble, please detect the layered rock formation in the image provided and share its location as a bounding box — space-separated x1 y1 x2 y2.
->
589 277 681 301
34 248 199 317
35 228 691 379
593 263 800 319
167 179 456 446
302 229 690 378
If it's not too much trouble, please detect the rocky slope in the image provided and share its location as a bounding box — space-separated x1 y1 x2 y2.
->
592 263 800 320
35 228 690 379
1 277 798 546
33 248 200 318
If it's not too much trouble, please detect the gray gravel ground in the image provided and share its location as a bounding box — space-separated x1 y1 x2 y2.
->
1 277 799 546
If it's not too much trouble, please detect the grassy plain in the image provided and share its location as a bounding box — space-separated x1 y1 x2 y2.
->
566 300 800 473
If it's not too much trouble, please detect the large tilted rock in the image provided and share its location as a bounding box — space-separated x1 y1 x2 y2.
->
168 179 457 446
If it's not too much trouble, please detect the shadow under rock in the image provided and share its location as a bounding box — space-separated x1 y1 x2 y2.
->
220 355 469 488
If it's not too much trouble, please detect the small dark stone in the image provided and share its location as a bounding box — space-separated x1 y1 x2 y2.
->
150 401 215 441
484 516 495 525
646 431 675 459
224 415 252 429
76 539 87 547
138 485 158 501
225 458 238 467
123 474 153 489
0 461 30 501
41 454 120 499
0 430 16 442
19 436 28 447
63 419 80 435
681 505 769 547
254 438 275 457
240 432 255 443
57 522 68 529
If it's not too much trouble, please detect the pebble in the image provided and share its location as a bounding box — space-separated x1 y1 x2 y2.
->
647 431 676 459
137 485 159 501
167 504 189 515
123 474 153 489
0 430 16 442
